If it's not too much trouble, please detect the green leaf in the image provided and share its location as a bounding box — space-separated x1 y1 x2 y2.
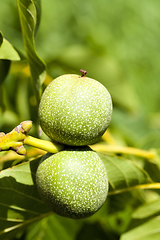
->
132 198 160 219
0 32 21 61
26 214 80 240
17 0 46 104
32 0 41 34
0 32 20 85
0 32 3 46
99 153 153 195
0 60 11 85
120 216 160 240
0 157 50 240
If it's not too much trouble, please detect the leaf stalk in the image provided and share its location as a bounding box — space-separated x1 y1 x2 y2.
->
0 121 64 155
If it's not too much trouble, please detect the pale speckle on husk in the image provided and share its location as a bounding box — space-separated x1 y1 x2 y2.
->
39 74 112 146
36 147 108 219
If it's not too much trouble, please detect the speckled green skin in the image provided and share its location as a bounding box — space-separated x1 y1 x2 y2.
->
39 74 112 146
36 146 108 219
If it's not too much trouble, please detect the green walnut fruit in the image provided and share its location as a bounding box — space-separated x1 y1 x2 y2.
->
36 146 108 219
39 73 112 146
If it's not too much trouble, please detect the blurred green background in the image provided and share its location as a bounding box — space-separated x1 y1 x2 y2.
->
1 1 160 240
0 0 160 150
